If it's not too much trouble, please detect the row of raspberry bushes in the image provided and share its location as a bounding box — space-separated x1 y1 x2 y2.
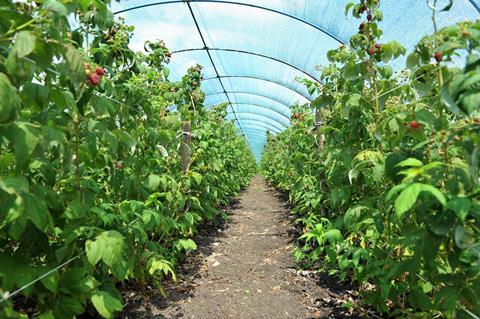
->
0 1 256 318
262 1 479 317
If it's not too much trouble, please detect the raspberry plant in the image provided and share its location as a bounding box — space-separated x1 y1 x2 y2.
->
263 1 480 317
0 1 255 318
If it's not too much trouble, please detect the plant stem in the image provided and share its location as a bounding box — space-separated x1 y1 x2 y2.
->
431 0 444 88
74 112 82 201
4 18 37 37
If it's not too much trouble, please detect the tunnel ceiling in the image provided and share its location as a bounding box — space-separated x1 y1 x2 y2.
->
111 0 480 160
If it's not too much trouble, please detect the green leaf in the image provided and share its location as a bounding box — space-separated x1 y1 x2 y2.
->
91 290 123 319
396 158 423 167
16 264 35 296
324 229 342 244
189 171 202 185
175 239 197 252
406 52 420 70
55 296 84 317
64 200 87 220
145 174 161 192
157 145 168 157
24 193 52 232
40 269 59 293
7 122 40 168
64 45 85 86
38 311 55 319
0 253 16 290
344 2 355 16
0 73 20 124
43 0 68 15
148 258 176 280
78 275 100 293
394 183 446 219
113 130 137 150
385 152 408 183
344 205 368 226
447 197 471 222
311 94 334 109
13 31 36 58
162 67 170 78
86 230 125 268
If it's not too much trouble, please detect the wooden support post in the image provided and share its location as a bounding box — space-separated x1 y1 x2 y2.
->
315 109 324 150
182 121 191 174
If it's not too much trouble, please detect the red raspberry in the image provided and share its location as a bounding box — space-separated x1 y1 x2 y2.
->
95 67 105 76
410 120 421 129
368 46 376 55
434 51 442 62
88 73 101 86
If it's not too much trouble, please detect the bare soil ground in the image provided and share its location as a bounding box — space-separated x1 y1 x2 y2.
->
120 175 362 319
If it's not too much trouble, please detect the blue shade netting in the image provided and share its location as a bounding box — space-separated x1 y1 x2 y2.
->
111 0 480 161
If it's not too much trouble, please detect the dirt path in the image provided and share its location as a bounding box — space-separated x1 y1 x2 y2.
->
121 175 359 319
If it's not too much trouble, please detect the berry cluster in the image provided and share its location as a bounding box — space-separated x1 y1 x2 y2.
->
145 40 172 65
291 112 304 120
368 43 382 56
84 63 105 86
186 64 203 88
408 120 422 129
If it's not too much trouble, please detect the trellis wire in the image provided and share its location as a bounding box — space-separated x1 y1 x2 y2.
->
14 54 147 116
0 51 151 304
0 253 83 303
368 65 443 102
0 215 143 304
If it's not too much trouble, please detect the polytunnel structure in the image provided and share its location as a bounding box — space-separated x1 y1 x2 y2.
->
110 0 480 160
2 0 480 317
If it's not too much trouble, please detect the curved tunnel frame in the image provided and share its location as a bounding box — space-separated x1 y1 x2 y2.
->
205 91 293 111
113 0 480 159
227 114 286 131
173 47 320 83
223 103 291 121
113 0 347 44
112 0 333 152
236 122 281 133
203 75 312 101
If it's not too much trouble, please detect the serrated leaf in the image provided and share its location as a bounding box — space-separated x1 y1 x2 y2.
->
406 52 420 70
324 229 342 244
64 45 85 86
40 269 59 293
8 122 40 168
145 174 161 191
447 197 471 223
396 158 423 167
24 193 52 232
156 145 168 157
0 73 20 124
13 31 36 58
189 171 202 185
86 230 125 268
175 238 197 252
38 311 55 319
148 258 176 280
91 290 123 319
64 199 87 220
43 0 68 15
394 183 446 219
